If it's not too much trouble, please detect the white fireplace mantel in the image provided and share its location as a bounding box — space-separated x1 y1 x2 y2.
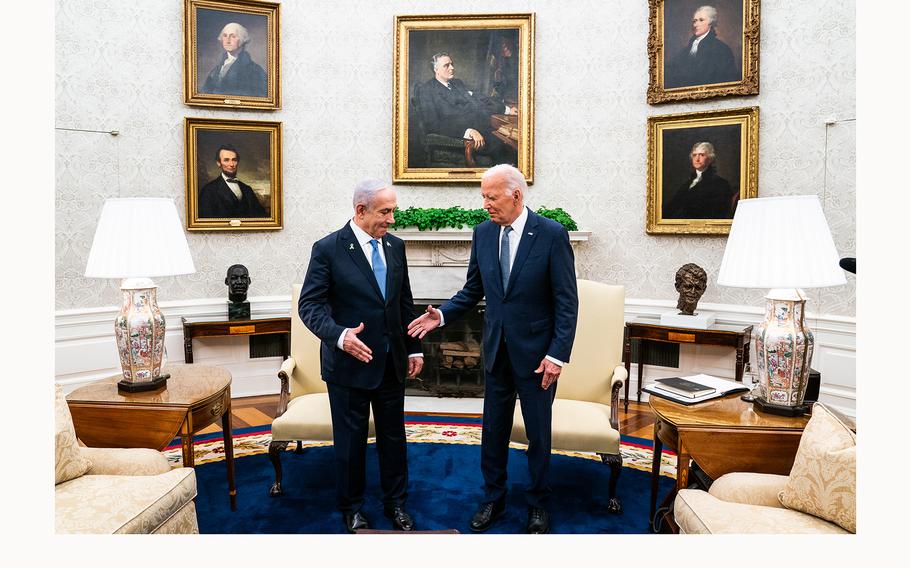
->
391 229 592 245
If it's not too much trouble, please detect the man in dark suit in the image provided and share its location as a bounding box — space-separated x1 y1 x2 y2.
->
200 22 268 98
198 145 268 219
408 164 578 534
299 179 423 533
414 52 518 165
665 5 739 88
663 142 735 219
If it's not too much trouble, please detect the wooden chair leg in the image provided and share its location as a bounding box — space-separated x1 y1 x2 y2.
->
599 452 623 514
269 440 289 497
463 140 477 167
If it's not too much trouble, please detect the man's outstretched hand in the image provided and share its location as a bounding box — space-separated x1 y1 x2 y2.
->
407 305 442 339
343 322 373 363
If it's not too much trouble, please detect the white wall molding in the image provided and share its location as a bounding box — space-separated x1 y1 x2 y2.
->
56 294 856 416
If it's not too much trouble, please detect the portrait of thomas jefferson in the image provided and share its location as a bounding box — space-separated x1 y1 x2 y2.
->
663 141 738 220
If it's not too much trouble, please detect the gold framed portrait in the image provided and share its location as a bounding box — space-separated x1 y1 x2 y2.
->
393 13 535 183
185 117 282 231
647 0 760 104
647 106 759 235
184 0 280 110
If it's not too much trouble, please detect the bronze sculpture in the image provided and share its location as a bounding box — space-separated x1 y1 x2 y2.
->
226 264 251 318
675 263 707 315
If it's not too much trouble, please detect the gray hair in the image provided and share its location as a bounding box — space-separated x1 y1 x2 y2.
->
482 164 528 197
695 6 718 26
691 142 716 162
219 22 251 47
352 178 393 210
431 52 451 70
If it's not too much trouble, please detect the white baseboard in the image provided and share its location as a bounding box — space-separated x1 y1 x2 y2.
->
54 295 856 417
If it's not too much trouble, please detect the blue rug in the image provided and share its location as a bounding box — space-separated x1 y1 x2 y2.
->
190 421 676 534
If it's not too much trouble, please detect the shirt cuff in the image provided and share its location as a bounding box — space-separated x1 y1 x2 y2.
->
408 353 423 358
545 355 564 367
336 329 347 350
438 311 446 327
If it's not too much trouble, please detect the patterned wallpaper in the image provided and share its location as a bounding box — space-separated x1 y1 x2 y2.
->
55 0 856 316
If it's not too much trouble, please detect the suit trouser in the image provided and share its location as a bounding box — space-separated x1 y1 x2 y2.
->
481 340 557 509
326 357 408 514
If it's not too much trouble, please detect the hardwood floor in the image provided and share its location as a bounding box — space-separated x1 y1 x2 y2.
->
200 395 657 442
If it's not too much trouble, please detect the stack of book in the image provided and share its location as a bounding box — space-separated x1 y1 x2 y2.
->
643 374 749 404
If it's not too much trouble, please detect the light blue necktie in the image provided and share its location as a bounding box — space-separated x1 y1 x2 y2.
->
500 226 513 291
369 239 387 300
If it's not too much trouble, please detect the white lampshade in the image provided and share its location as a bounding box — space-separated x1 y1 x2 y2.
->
85 198 196 279
717 195 846 289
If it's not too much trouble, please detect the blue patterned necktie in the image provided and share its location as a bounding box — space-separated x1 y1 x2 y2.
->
500 226 513 291
369 239 387 299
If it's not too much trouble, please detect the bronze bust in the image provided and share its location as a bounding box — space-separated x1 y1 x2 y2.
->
675 263 707 315
225 264 251 319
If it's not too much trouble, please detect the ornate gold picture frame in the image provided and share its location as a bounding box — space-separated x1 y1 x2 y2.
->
393 13 535 183
185 117 282 231
647 107 759 235
647 0 760 104
184 0 280 110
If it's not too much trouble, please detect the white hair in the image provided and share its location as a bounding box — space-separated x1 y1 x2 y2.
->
431 52 451 70
482 164 527 197
219 22 251 47
695 6 718 26
352 178 394 210
691 141 716 161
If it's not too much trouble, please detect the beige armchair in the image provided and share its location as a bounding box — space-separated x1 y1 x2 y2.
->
673 403 856 534
268 283 375 497
510 280 627 514
54 386 198 534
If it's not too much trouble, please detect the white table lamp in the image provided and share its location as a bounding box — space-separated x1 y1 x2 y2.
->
717 195 846 415
85 198 196 392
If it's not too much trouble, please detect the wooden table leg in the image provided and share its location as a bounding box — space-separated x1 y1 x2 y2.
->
735 341 745 382
181 418 194 468
649 420 662 525
222 398 237 511
637 339 647 403
622 327 632 413
183 334 194 364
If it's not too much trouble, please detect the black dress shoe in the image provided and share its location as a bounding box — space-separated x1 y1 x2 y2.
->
469 499 505 533
384 506 415 531
343 510 370 533
526 507 549 534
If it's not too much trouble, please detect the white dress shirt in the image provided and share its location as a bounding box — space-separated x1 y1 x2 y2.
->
219 51 237 79
336 220 421 358
222 173 242 200
438 207 563 367
689 31 710 55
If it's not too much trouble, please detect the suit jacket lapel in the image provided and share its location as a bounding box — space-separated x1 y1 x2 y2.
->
505 209 539 297
381 236 397 306
341 224 384 301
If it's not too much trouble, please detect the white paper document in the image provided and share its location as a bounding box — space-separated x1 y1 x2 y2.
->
643 373 749 404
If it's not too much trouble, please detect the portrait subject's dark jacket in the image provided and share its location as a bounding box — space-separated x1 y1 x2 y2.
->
664 167 735 220
665 29 739 88
198 176 267 218
298 225 421 390
201 49 267 98
415 78 507 139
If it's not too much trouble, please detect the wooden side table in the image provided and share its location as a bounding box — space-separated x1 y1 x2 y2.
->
622 319 752 412
182 315 291 364
648 393 809 532
66 365 237 511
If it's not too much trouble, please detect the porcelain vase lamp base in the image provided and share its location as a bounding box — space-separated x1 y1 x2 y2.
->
115 278 169 393
753 288 814 417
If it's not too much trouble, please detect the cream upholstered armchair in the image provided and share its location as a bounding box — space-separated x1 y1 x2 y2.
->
268 283 375 497
54 386 198 534
511 279 627 514
673 403 856 534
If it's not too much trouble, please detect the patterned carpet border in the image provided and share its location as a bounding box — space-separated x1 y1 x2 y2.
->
164 421 678 479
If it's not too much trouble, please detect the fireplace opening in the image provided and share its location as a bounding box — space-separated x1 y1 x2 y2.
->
406 301 485 398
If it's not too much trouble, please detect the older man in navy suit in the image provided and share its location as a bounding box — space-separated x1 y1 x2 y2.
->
408 164 578 534
299 179 423 533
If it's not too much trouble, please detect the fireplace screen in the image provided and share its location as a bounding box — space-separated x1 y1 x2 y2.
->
406 301 486 397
